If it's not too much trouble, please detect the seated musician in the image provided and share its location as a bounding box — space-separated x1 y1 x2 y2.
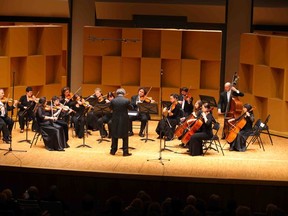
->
0 89 18 144
51 96 74 143
178 87 193 117
155 93 181 141
227 103 254 152
188 103 214 156
218 82 244 139
34 97 68 151
70 94 89 139
96 92 115 138
128 87 154 137
177 100 203 147
18 86 37 133
86 88 106 131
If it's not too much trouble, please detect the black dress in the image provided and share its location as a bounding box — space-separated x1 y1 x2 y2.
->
36 107 68 151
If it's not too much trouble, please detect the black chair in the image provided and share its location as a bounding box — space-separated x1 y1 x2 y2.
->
246 119 265 151
39 200 64 216
203 122 224 156
261 114 273 145
30 119 42 148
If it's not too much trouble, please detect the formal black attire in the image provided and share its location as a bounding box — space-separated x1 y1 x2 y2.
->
229 114 255 152
86 97 105 131
35 106 68 151
217 90 244 113
178 95 193 117
60 97 74 124
97 111 112 138
110 95 132 155
18 95 36 130
0 102 15 141
188 112 214 156
156 103 182 140
128 95 151 135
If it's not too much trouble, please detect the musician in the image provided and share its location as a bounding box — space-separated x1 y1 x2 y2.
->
60 87 74 107
178 87 193 117
86 88 105 131
96 92 115 138
18 86 37 133
51 96 74 143
34 97 68 151
70 94 87 139
109 88 132 156
0 89 17 143
156 93 181 141
227 103 255 152
188 103 214 156
128 87 154 137
217 82 244 114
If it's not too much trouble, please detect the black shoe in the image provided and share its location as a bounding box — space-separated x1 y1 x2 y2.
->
65 144 70 148
107 134 111 138
110 151 116 155
20 129 24 133
101 135 107 138
138 132 145 137
123 153 132 157
3 139 11 144
45 146 53 151
128 131 134 136
58 149 65 151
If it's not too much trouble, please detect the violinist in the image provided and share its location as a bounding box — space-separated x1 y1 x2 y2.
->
188 103 214 156
50 96 74 143
34 97 68 151
86 88 106 131
60 87 74 107
18 86 37 133
178 87 193 117
96 92 115 138
155 93 181 141
227 103 254 152
218 82 244 139
0 89 18 144
128 87 154 137
70 94 87 138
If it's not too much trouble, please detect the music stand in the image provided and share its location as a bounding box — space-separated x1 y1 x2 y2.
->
76 106 92 148
93 103 111 144
199 95 217 108
18 105 34 144
138 103 158 142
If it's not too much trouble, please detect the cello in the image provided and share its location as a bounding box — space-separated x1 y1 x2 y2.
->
223 72 243 138
225 107 255 143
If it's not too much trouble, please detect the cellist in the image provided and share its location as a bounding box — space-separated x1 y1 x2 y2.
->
227 103 254 152
188 103 214 156
217 81 244 139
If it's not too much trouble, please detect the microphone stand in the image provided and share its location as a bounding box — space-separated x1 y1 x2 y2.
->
147 69 170 165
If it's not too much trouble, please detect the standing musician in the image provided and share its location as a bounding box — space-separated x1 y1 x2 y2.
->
60 87 74 124
18 86 37 133
96 92 115 138
0 89 18 143
188 103 214 156
34 97 68 151
128 87 154 137
178 87 193 117
51 96 74 143
70 94 89 139
218 81 244 139
227 103 254 152
155 93 181 141
86 88 106 131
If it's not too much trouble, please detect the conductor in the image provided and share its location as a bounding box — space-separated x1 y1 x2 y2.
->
109 88 133 156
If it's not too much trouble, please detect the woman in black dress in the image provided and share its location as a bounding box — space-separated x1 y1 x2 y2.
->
35 97 68 151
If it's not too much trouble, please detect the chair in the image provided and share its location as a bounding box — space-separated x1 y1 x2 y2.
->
39 200 64 216
30 119 42 148
203 122 224 156
261 114 273 145
245 119 265 151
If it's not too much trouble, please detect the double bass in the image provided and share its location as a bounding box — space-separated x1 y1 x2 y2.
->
223 72 243 138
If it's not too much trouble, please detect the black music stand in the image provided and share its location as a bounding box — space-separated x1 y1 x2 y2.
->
93 103 111 144
76 106 92 148
138 103 158 142
199 95 217 108
18 105 34 144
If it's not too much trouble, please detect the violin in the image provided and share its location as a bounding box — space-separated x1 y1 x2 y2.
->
1 97 14 103
162 102 177 117
140 96 152 103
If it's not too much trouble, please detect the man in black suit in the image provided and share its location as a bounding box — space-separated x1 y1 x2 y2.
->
217 82 244 114
128 87 152 137
110 88 132 156
178 87 193 117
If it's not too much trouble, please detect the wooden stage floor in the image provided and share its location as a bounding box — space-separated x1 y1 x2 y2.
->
0 119 288 185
